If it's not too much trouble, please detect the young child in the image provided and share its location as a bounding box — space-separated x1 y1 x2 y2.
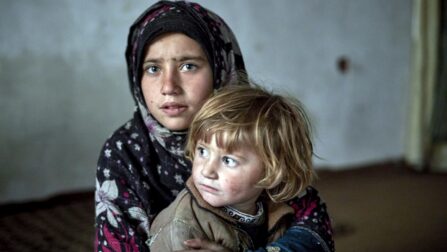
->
147 84 316 251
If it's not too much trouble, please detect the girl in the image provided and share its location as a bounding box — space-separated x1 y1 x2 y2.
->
95 1 333 251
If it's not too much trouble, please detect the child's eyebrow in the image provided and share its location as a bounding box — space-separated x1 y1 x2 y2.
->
196 140 209 147
226 153 247 162
196 139 206 144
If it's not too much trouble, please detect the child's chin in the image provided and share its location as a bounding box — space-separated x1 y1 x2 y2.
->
202 197 224 208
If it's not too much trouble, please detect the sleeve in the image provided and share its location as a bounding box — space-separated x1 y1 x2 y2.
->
94 134 152 252
148 218 204 251
249 187 334 252
250 226 329 252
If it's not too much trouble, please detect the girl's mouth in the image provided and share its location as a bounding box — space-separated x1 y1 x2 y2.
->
161 103 187 116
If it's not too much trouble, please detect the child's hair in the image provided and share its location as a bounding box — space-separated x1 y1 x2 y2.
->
185 84 316 202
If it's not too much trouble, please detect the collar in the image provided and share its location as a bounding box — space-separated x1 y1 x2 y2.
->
222 202 265 225
186 178 294 230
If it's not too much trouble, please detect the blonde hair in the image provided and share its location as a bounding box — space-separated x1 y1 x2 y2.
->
185 84 315 202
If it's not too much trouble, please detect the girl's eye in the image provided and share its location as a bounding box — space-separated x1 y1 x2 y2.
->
180 63 197 72
197 146 209 158
222 156 238 167
145 65 160 75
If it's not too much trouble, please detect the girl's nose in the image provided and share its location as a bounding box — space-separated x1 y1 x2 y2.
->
161 68 180 95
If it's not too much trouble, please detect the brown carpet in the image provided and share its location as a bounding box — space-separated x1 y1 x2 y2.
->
0 192 94 252
1 162 446 251
316 162 447 252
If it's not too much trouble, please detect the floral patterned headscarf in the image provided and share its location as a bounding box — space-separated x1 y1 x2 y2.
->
125 0 246 199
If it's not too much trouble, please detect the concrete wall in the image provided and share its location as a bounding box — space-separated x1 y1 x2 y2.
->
0 0 412 203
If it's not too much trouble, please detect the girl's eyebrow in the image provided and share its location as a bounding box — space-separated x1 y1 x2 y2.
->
143 55 206 64
143 58 161 64
177 56 206 62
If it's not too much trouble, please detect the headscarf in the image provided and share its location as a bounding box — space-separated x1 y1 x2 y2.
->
125 1 246 201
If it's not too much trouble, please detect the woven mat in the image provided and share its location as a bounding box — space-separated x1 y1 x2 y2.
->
0 192 94 252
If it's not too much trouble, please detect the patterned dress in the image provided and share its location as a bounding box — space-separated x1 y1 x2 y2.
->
95 1 334 251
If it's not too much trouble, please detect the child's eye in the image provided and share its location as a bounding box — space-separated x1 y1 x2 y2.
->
145 65 160 75
180 63 197 72
197 146 209 158
222 156 238 167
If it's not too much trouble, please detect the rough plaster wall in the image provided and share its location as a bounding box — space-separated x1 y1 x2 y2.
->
0 0 412 203
204 0 412 167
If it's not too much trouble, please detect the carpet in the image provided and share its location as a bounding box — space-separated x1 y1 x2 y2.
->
1 162 446 251
0 192 94 252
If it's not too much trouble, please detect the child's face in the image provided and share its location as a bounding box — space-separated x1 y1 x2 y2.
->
192 134 264 214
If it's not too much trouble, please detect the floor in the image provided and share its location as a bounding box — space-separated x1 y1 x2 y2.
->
0 161 446 251
315 162 447 252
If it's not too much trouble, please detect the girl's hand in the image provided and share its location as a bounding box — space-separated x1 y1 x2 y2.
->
175 238 231 252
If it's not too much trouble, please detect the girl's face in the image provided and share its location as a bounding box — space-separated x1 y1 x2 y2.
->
141 33 213 131
192 135 264 215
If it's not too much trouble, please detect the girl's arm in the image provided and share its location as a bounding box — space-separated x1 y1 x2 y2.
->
250 186 334 252
95 124 154 252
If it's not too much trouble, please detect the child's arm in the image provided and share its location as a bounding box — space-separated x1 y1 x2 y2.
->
180 239 231 252
179 187 334 252
178 227 326 252
148 218 205 251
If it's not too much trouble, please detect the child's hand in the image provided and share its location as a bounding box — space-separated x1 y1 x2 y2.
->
175 238 231 252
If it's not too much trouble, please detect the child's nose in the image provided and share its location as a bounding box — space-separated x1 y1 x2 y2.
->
200 160 218 179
